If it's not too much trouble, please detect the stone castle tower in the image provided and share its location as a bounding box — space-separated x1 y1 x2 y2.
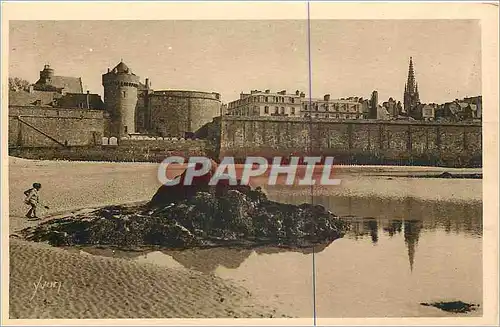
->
102 60 140 136
39 64 54 83
403 57 420 115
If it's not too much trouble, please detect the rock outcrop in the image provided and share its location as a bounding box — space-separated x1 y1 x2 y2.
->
20 164 348 249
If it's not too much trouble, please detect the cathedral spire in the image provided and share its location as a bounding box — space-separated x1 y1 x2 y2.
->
404 56 420 114
406 57 416 93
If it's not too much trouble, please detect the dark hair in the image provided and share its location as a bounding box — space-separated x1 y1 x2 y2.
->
33 183 41 189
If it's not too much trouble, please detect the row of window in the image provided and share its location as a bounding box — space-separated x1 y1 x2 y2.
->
228 102 360 113
263 106 296 115
228 95 299 108
304 114 362 119
231 106 299 116
303 103 360 112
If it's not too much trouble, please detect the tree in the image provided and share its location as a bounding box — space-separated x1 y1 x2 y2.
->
9 77 30 91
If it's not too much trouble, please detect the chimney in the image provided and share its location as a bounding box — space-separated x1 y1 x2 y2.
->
324 94 331 101
28 85 34 94
145 78 149 88
107 68 110 73
300 92 305 98
86 90 90 109
295 90 300 95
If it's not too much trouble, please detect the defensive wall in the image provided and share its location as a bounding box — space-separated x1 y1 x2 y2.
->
216 116 482 167
147 90 221 137
8 106 104 148
8 107 483 167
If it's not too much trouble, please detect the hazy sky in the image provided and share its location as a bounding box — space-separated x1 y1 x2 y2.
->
9 20 481 104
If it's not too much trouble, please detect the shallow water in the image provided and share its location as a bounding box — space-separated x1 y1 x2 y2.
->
78 185 482 318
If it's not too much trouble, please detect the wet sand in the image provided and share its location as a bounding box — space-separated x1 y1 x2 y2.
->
9 239 285 319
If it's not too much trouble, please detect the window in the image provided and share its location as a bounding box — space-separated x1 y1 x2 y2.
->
305 104 308 110
291 107 295 115
291 98 295 104
280 107 285 114
123 91 126 98
274 107 279 114
265 97 269 102
264 106 269 114
124 126 128 133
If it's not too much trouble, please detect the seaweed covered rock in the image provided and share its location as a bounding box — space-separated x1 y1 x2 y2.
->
20 185 349 249
420 301 480 313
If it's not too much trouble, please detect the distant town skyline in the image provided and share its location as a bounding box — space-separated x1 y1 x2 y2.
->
9 20 481 104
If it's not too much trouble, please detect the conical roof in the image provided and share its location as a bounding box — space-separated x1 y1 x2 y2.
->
113 61 131 74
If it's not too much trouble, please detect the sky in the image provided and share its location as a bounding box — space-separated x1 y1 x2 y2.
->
9 20 481 104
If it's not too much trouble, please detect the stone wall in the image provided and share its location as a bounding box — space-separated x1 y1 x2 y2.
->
148 90 221 137
9 139 210 163
217 116 482 167
8 106 104 148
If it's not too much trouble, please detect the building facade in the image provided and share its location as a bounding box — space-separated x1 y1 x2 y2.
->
34 64 84 94
301 94 363 119
227 90 363 120
226 89 303 117
10 64 104 110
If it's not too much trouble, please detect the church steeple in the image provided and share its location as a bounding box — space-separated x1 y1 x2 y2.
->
406 57 416 94
404 56 420 115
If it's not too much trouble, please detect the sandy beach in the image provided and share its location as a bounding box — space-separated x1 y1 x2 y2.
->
9 239 285 319
7 157 483 319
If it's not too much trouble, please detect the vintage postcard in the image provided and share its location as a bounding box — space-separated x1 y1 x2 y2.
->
1 1 498 326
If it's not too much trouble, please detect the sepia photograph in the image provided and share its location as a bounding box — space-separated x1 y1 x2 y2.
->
1 1 498 326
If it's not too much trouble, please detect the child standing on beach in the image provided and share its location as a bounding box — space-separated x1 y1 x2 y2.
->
24 183 49 219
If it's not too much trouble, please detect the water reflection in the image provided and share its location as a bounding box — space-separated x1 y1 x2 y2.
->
346 217 424 271
267 191 482 237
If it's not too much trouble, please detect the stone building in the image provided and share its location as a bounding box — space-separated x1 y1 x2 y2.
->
413 103 436 121
436 99 480 121
462 96 482 119
367 90 379 119
138 90 222 138
227 90 363 120
102 61 140 136
10 64 104 110
102 60 222 138
226 89 303 117
8 64 105 148
301 94 363 119
34 64 84 93
404 57 421 117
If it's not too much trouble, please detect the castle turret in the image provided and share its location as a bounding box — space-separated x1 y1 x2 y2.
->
39 64 54 83
102 60 140 136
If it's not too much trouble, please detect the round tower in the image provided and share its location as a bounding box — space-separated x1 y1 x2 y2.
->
102 61 140 137
39 64 54 83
